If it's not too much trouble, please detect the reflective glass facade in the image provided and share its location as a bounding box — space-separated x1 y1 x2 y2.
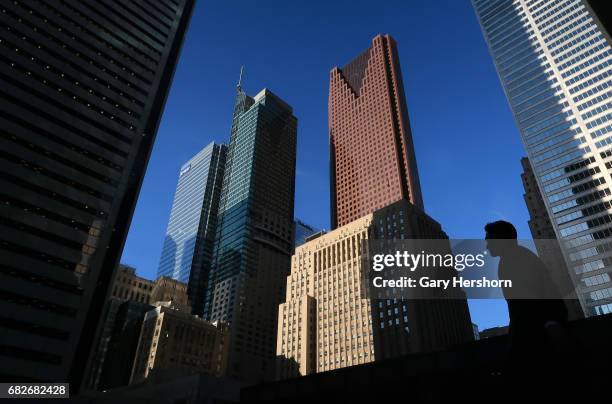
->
204 87 297 382
293 219 320 249
157 142 227 315
473 0 612 316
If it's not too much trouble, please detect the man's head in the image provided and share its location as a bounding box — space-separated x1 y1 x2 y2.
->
484 220 518 257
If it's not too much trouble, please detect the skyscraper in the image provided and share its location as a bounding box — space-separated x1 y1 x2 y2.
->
473 0 612 316
0 0 195 387
521 157 584 320
158 142 227 315
204 85 297 382
329 34 423 229
276 34 473 380
293 219 320 250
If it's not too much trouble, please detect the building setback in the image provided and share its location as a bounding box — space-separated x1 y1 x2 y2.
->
277 200 474 379
0 0 195 387
157 142 227 315
204 86 297 382
472 0 612 316
329 34 423 229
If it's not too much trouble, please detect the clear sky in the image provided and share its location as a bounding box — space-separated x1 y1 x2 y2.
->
122 0 532 330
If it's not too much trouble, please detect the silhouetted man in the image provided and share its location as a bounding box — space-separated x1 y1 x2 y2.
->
484 221 568 371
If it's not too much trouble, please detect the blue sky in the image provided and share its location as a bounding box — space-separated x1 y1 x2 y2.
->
122 0 531 330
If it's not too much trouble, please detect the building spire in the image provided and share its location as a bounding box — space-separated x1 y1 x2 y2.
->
237 65 244 90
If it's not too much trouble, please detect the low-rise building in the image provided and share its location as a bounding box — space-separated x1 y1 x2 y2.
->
86 266 191 390
130 302 229 384
111 265 155 304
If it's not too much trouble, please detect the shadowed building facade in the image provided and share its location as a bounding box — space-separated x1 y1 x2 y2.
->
204 86 297 382
521 157 585 320
329 34 423 229
0 0 195 388
85 265 190 391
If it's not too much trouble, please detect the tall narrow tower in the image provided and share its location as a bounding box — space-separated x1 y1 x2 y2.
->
204 85 297 382
157 142 227 316
472 0 612 316
329 34 423 229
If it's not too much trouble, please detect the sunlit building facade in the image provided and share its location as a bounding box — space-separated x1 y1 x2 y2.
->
130 303 229 384
473 0 612 316
157 142 227 315
328 34 424 229
277 200 474 379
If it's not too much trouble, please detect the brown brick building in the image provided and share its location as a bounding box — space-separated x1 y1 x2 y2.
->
329 34 423 229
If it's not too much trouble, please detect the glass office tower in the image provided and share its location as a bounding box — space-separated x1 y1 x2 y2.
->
204 85 297 382
293 219 320 250
157 142 227 315
473 0 612 316
0 0 195 388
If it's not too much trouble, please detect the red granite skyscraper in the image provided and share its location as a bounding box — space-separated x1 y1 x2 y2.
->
329 34 423 228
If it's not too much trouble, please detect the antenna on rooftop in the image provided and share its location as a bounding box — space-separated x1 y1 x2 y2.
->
237 65 244 89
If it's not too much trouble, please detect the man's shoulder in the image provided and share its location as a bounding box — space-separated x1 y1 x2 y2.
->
508 246 544 265
499 246 548 277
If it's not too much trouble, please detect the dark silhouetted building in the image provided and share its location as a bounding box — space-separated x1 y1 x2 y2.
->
204 85 297 382
479 326 509 340
0 1 195 387
253 315 612 402
586 0 612 42
98 300 153 391
329 34 423 229
157 142 227 316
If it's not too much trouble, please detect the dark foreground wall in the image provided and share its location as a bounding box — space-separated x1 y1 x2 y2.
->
242 313 612 402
